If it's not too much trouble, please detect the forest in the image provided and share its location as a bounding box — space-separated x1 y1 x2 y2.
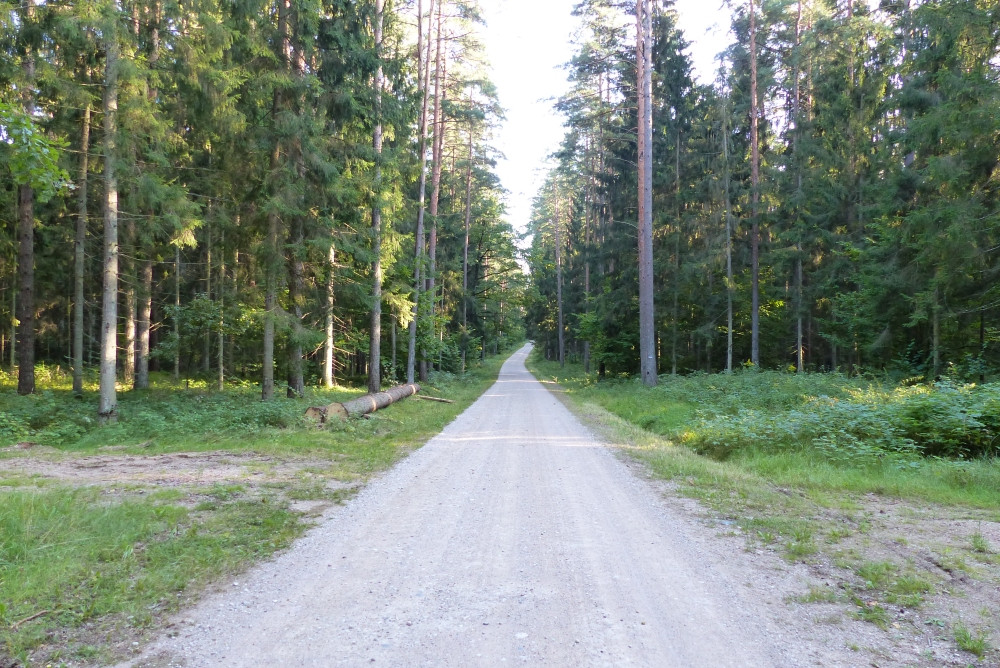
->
1 0 526 418
526 0 1000 381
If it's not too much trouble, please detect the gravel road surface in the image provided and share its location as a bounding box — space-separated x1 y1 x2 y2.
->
125 344 809 666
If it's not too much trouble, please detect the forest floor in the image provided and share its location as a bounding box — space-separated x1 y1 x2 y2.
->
2 347 998 666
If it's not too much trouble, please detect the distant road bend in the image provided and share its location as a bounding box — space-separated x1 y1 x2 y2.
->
128 343 798 667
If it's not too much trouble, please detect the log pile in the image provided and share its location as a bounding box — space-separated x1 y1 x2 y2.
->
305 383 420 424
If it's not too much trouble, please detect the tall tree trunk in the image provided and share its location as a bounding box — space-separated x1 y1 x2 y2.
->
422 4 445 381
99 25 120 422
671 133 681 376
749 0 762 367
16 184 34 396
73 102 91 395
173 246 181 381
555 202 565 368
407 0 436 385
262 208 279 401
794 0 805 374
15 2 36 396
204 231 212 374
217 231 225 391
368 0 385 395
461 125 473 373
287 217 305 398
123 220 136 386
723 98 734 374
135 259 152 389
636 0 657 386
324 242 337 388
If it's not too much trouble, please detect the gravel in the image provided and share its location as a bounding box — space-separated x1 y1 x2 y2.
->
120 344 874 667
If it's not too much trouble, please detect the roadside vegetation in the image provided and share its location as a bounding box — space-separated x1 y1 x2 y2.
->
0 351 512 667
528 352 1000 666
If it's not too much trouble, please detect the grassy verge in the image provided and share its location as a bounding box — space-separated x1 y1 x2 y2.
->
527 352 1000 664
0 352 514 667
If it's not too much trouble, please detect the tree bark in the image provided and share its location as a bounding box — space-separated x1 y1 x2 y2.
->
423 1 445 381
407 0 436 385
135 259 152 389
16 184 35 395
368 0 385 395
461 124 473 373
99 25 120 422
74 102 91 395
15 2 36 396
173 245 181 381
123 220 136 386
555 200 565 368
306 383 420 423
324 242 337 388
749 0 762 367
636 0 657 386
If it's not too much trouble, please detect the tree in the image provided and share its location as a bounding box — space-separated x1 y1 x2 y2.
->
636 0 656 385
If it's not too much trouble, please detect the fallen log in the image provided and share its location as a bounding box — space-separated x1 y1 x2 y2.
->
305 383 420 424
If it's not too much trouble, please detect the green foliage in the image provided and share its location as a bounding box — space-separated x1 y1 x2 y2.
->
0 102 72 202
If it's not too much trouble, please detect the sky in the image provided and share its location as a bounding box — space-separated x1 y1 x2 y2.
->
479 0 732 238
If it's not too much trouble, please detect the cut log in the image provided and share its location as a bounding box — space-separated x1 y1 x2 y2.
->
305 383 420 423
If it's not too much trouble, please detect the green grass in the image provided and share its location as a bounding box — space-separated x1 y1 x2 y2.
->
0 349 516 666
953 622 990 657
527 354 1000 511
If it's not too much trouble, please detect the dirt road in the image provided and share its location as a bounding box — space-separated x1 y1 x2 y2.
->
125 344 826 666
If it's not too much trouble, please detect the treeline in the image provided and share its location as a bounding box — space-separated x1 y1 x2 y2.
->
1 0 526 416
527 0 1000 379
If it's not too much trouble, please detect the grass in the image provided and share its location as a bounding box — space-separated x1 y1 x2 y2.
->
0 350 515 666
954 622 990 657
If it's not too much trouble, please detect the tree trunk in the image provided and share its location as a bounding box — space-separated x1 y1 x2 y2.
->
723 100 734 374
173 246 181 381
555 201 565 368
749 0 762 367
16 184 35 396
123 220 136 386
461 125 473 373
367 0 385 395
307 383 420 422
636 0 657 386
15 4 36 397
324 242 337 388
73 102 91 395
287 217 305 398
407 0 436 385
99 26 120 422
204 231 212 374
262 210 278 401
217 231 225 391
423 2 445 381
135 259 152 389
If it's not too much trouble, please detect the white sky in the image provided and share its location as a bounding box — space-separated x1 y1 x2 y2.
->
480 0 732 238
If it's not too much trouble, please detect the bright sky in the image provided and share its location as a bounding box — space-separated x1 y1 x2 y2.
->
480 0 732 238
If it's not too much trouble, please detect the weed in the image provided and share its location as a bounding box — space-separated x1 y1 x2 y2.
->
793 586 840 604
953 622 989 657
970 532 992 554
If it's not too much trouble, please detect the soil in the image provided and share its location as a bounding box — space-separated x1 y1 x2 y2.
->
2 344 997 666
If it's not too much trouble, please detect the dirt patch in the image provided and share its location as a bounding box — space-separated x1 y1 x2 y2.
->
0 451 334 490
621 460 1000 666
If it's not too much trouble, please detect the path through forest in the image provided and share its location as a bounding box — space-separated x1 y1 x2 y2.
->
123 344 869 667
